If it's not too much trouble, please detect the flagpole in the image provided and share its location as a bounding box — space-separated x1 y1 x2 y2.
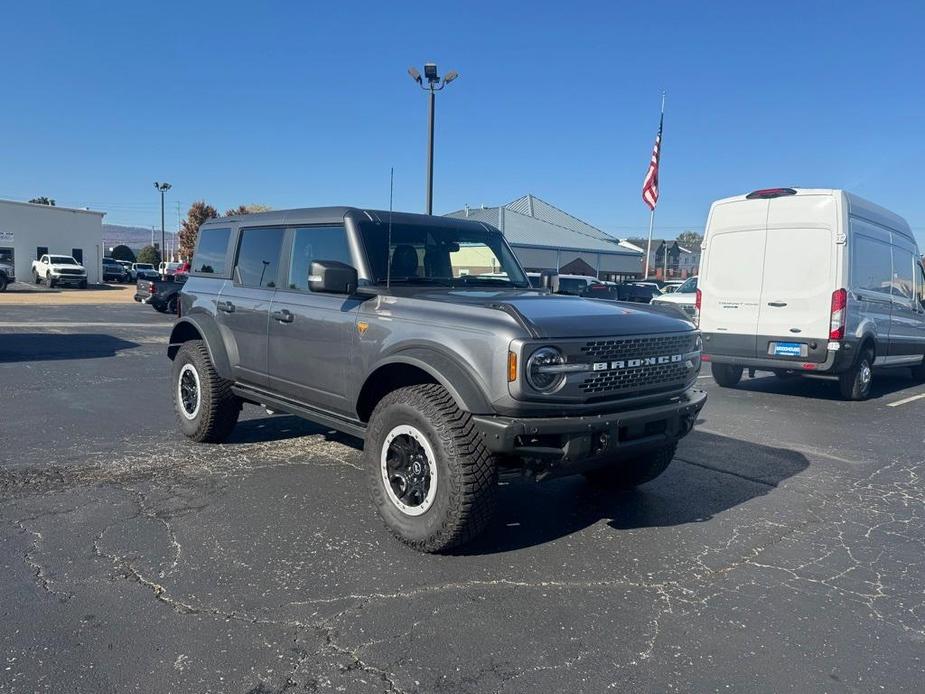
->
642 91 665 280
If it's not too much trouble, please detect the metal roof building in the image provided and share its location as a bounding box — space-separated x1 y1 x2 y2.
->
446 194 642 280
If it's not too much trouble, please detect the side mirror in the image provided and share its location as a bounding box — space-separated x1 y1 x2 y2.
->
539 270 559 293
309 260 358 294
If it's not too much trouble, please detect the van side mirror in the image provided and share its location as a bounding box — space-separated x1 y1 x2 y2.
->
309 260 358 294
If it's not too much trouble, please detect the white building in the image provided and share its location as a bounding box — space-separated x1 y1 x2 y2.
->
0 199 106 284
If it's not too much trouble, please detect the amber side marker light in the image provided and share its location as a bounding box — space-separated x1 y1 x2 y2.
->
508 351 518 382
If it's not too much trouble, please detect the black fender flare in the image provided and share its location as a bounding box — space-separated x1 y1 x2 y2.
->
168 315 233 380
367 347 492 415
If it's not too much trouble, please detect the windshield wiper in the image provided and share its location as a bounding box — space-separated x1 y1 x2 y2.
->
456 276 527 287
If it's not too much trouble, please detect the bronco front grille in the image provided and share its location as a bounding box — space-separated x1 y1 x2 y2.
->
579 361 691 394
580 334 695 361
576 334 698 396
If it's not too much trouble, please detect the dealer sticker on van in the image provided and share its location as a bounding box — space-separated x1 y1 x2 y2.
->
771 342 804 357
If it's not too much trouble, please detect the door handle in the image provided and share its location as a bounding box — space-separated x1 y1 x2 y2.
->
272 309 294 323
217 300 235 313
767 301 787 307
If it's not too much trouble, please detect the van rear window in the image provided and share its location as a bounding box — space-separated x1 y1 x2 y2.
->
194 227 231 274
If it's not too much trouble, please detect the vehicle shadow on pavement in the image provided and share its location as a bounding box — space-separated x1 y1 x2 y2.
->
0 333 139 363
722 370 918 402
459 430 809 555
227 414 362 446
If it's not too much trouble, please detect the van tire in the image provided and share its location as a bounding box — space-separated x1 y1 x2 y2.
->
584 443 677 489
365 383 497 553
711 364 743 388
172 340 241 442
839 348 874 401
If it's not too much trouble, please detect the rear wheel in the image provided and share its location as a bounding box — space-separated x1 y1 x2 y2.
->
583 443 677 489
0 276 7 292
711 363 743 388
365 383 497 553
172 340 240 442
839 347 874 401
166 295 179 315
33 270 40 284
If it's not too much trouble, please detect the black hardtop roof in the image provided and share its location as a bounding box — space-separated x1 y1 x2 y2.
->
201 207 499 232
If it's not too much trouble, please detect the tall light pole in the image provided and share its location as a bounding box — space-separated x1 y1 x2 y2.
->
408 63 458 215
153 181 171 261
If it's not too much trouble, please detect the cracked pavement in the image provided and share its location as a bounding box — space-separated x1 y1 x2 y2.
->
1 305 924 692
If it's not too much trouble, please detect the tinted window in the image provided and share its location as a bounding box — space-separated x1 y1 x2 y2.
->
234 227 285 289
852 235 892 295
891 247 915 301
558 278 588 295
676 277 698 293
288 226 351 291
194 227 231 274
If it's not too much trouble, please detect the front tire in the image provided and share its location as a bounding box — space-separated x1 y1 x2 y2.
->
584 443 677 489
839 348 874 401
365 384 497 553
172 340 240 442
78 280 87 289
711 363 743 388
45 273 55 288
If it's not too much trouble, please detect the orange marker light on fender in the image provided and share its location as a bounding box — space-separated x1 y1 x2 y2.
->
508 351 518 382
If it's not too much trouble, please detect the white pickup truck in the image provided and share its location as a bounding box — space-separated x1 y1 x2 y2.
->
31 254 88 288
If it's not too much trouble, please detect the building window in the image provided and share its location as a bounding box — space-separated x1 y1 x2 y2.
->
72 248 83 264
37 246 48 260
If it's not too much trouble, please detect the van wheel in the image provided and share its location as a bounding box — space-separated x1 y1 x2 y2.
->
172 340 241 442
365 383 497 553
839 348 873 401
711 364 743 388
584 443 677 489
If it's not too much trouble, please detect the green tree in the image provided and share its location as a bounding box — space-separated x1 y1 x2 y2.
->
178 201 218 259
29 196 55 206
110 244 136 262
137 245 162 266
224 204 271 216
676 231 703 250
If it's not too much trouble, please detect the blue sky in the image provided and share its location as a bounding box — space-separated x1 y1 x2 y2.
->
1 1 923 243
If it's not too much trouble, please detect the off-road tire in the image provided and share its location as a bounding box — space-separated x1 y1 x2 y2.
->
172 340 240 442
584 443 677 489
711 363 743 388
839 348 874 401
365 383 497 553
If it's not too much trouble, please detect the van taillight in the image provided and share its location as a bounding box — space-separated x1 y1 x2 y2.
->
829 289 847 340
693 288 702 327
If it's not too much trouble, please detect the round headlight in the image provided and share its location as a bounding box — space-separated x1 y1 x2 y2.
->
526 346 566 393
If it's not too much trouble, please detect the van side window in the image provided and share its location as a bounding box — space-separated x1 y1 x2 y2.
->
287 226 351 291
852 235 892 296
194 227 231 274
234 227 285 289
891 247 915 301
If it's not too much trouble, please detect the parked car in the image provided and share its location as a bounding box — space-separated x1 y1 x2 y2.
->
158 261 182 278
581 282 660 304
167 208 705 552
555 274 604 296
135 274 186 313
31 254 87 288
651 276 698 319
102 258 130 283
131 263 159 281
699 187 925 400
0 253 14 291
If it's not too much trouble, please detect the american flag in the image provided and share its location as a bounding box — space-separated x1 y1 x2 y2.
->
642 113 663 211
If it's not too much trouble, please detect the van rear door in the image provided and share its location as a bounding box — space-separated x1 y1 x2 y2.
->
700 199 769 358
755 194 837 362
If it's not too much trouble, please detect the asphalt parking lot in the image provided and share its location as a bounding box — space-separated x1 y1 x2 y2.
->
2 304 924 693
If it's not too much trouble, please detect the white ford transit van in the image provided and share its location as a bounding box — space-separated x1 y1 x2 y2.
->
698 188 925 400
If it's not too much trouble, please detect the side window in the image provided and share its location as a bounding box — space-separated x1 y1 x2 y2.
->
918 264 925 308
193 227 231 274
234 227 285 289
287 226 351 291
890 247 914 302
852 235 892 295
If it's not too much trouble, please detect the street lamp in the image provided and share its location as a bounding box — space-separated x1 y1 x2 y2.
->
153 181 172 263
408 63 459 215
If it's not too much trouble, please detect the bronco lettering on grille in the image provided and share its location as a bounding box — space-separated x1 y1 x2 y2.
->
592 354 684 371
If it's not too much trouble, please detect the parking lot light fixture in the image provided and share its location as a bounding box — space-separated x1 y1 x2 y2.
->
407 62 459 215
154 181 172 263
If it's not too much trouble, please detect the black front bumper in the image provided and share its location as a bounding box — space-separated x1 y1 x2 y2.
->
472 389 707 478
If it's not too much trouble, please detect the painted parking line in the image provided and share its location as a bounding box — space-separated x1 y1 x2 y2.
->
886 393 925 408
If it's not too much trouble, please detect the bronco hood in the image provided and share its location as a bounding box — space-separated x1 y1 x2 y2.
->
409 289 694 338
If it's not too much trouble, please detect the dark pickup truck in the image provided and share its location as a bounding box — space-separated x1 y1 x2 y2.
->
135 275 186 313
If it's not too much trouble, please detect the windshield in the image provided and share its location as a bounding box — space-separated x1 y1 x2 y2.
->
135 264 154 270
50 256 77 265
676 277 698 293
358 222 529 288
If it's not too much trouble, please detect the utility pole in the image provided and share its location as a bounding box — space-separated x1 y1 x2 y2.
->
407 63 459 215
153 181 172 262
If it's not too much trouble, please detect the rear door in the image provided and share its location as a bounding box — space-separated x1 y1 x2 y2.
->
756 194 837 362
886 238 924 360
700 199 768 358
218 226 285 387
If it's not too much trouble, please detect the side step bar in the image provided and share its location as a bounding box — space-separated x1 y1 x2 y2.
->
231 384 367 440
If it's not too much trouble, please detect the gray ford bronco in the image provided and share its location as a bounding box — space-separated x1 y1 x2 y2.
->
167 208 706 551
